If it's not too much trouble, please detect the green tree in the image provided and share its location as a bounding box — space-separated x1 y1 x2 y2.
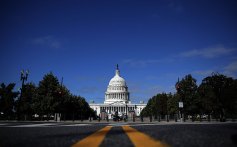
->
198 82 216 120
141 93 169 119
156 93 168 117
77 96 95 120
33 72 61 120
224 79 237 118
141 98 152 117
61 94 95 121
0 83 19 120
16 83 36 120
55 85 70 120
31 72 95 121
198 73 237 121
62 94 79 121
167 93 179 115
176 74 199 119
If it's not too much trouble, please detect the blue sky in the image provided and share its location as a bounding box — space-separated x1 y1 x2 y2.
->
1 0 237 103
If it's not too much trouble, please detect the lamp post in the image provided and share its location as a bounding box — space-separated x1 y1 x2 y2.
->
125 100 128 122
133 105 137 122
20 70 29 95
178 101 183 122
176 77 184 122
166 100 169 122
149 107 152 122
19 70 29 120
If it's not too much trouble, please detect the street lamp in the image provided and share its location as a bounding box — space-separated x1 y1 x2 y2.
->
19 70 29 120
20 70 29 90
19 70 29 100
149 107 152 122
176 77 184 122
178 101 184 122
125 100 128 122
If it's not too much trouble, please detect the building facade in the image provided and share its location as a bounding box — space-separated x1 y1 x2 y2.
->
89 65 146 119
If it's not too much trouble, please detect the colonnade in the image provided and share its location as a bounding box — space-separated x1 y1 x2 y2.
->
105 93 129 100
100 106 135 113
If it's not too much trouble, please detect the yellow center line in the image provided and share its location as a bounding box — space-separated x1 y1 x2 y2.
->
122 125 169 147
72 126 112 147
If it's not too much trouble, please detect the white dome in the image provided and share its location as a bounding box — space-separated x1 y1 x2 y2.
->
109 74 126 86
104 65 130 104
108 65 127 86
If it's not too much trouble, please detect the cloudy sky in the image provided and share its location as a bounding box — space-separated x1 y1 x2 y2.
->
1 0 237 103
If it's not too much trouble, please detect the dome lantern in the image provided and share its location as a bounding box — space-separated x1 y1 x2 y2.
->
115 64 120 76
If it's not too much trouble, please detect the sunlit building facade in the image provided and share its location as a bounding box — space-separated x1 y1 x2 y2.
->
89 65 146 119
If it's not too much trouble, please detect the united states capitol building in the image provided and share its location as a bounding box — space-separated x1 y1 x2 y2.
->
89 65 146 119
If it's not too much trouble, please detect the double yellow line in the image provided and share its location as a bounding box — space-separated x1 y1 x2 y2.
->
122 126 169 147
72 126 112 147
72 125 168 147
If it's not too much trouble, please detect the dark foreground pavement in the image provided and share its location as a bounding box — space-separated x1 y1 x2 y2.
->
0 122 236 147
133 123 237 147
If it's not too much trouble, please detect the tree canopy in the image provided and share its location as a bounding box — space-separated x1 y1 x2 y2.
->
0 83 19 119
1 72 95 121
141 73 237 121
1 71 236 121
198 73 237 120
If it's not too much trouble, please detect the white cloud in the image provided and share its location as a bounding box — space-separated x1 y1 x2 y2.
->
223 61 237 78
123 59 161 67
129 83 164 99
124 46 235 69
123 58 174 68
192 70 215 77
32 36 61 49
191 60 237 78
180 46 235 58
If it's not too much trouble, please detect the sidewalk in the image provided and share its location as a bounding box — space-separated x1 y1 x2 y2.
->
1 119 236 125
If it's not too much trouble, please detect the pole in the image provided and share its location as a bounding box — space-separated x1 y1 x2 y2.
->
19 70 29 120
125 101 128 122
61 77 63 87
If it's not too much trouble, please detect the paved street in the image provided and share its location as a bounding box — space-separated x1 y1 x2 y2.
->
0 122 237 147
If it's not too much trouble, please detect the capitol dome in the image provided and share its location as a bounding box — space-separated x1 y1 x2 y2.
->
104 65 130 104
90 64 146 118
109 69 126 87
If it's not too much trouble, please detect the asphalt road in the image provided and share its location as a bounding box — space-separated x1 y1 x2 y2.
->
133 123 237 147
0 122 236 147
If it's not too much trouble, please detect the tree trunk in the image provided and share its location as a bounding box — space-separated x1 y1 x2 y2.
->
72 112 75 122
208 114 211 122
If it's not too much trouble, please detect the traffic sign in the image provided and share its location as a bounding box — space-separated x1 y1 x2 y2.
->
179 102 183 108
